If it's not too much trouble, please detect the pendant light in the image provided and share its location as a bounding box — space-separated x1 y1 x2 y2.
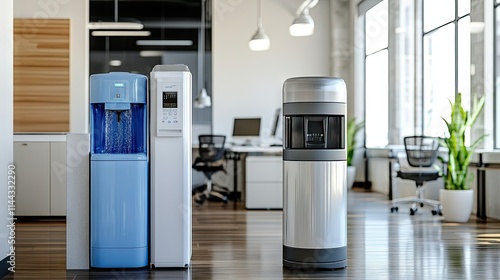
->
249 0 270 51
289 0 318 37
194 0 212 109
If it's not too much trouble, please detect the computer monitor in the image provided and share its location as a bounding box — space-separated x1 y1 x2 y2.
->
232 118 261 144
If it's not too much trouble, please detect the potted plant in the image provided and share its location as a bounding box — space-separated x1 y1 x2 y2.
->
347 118 364 189
440 93 486 223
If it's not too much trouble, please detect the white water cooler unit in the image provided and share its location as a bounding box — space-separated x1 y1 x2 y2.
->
150 65 192 268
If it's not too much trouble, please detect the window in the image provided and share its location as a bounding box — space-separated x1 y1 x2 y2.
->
362 0 415 147
423 0 455 32
393 0 416 142
359 0 474 148
422 0 470 138
423 24 455 136
365 0 389 148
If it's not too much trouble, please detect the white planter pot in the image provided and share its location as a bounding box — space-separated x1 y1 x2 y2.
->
439 189 474 223
347 166 356 190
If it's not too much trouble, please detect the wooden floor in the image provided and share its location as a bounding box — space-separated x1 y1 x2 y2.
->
5 189 500 279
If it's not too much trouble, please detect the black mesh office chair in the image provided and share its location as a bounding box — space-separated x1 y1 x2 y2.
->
192 135 229 205
391 136 442 215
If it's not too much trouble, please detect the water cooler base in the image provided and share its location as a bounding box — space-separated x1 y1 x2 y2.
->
91 247 148 268
283 246 347 270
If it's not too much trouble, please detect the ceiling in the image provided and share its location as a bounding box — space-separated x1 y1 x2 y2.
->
89 0 211 52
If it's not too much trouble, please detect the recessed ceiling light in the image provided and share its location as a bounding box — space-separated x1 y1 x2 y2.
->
91 31 151 37
109 60 122 67
139 51 165 57
136 40 194 46
88 22 144 30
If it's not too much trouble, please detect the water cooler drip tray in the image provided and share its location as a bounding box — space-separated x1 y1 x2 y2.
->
91 154 147 161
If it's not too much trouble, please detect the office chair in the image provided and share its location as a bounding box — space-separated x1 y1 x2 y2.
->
192 135 230 205
390 136 442 215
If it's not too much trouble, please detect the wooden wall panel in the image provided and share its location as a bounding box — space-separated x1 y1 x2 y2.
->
14 19 70 132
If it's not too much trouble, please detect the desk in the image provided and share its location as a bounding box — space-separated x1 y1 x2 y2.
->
225 145 282 209
475 151 500 220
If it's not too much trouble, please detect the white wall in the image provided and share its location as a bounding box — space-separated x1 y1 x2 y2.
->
14 0 89 133
212 0 331 137
0 0 13 273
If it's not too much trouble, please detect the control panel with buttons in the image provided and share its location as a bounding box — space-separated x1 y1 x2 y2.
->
156 81 184 135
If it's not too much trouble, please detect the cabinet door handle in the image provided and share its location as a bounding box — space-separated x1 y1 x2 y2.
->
22 143 28 146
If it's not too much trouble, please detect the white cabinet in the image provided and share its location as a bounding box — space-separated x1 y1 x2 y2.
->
245 156 283 209
14 140 67 216
50 142 67 216
15 142 51 216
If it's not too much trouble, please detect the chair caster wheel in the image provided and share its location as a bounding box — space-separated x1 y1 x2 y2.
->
420 203 424 207
431 209 442 216
410 208 417 215
194 194 207 206
390 207 398 213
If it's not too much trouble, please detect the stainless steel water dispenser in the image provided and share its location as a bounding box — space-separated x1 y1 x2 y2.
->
282 77 347 270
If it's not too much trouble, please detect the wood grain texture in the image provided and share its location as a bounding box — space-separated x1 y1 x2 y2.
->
14 18 70 132
4 190 500 279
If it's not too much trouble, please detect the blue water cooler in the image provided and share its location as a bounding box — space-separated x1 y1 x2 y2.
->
90 72 148 268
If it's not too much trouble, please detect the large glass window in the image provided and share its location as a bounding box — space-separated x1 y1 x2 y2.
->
422 0 470 138
393 0 416 141
423 24 455 136
360 0 474 148
366 50 389 147
458 0 470 17
365 0 389 148
457 16 471 110
363 0 415 147
423 0 455 32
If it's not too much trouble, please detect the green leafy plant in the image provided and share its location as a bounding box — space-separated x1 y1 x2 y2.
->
441 93 487 190
347 118 364 166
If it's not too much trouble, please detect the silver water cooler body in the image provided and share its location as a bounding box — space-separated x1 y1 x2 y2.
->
282 77 347 270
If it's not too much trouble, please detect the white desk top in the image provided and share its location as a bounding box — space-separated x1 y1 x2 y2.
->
227 145 283 154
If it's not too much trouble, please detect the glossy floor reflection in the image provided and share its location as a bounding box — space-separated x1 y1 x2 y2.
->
4 190 500 279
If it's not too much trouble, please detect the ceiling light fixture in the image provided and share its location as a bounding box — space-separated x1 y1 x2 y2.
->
88 22 143 30
136 40 194 46
91 31 151 37
194 0 212 109
139 50 165 57
109 60 122 67
88 0 144 30
248 0 270 51
290 0 318 37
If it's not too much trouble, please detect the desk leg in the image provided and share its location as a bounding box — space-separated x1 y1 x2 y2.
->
233 155 238 210
388 160 392 201
477 168 486 220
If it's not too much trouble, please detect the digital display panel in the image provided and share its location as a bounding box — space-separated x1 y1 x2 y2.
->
163 92 177 108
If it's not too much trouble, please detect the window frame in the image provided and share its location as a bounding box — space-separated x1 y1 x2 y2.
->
494 1 500 147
